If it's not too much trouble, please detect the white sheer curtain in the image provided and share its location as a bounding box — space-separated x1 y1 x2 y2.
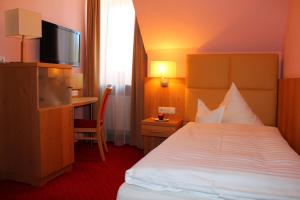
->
100 0 135 146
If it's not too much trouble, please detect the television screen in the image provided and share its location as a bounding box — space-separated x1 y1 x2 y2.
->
40 21 80 67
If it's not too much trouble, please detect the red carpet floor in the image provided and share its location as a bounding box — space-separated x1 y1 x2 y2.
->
0 143 143 200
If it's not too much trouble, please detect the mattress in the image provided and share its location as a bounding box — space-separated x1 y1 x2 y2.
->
121 123 300 200
117 183 223 200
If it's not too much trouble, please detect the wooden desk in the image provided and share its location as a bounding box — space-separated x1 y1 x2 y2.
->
72 97 98 120
72 97 98 107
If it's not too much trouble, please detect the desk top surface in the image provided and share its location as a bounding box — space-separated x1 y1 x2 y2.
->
72 97 98 107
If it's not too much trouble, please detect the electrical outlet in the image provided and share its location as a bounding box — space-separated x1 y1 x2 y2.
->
72 90 79 97
158 107 176 115
0 56 5 63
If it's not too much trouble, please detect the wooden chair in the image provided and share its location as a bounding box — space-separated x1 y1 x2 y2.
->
74 87 112 161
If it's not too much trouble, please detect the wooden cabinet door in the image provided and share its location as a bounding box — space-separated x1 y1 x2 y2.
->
39 106 74 177
61 106 74 167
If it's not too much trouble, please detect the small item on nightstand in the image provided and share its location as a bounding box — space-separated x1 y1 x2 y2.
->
152 115 169 122
158 113 164 120
155 118 169 122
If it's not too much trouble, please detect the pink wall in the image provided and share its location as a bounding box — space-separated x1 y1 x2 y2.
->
134 0 289 52
284 0 300 78
0 0 85 72
133 0 289 77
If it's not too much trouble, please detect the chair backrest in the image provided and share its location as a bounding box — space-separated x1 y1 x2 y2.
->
98 87 112 123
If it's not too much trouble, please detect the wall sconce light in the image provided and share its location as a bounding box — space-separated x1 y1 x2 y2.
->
149 61 176 87
5 8 42 62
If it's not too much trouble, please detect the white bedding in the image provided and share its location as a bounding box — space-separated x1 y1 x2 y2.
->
118 183 223 200
125 123 300 200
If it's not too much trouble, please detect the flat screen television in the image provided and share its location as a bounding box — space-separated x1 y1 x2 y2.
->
40 20 81 67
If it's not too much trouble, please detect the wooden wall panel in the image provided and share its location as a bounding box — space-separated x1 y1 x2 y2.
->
144 78 185 120
278 78 300 155
186 54 278 126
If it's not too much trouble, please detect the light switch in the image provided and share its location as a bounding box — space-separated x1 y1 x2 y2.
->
72 90 79 97
0 56 6 63
158 107 176 114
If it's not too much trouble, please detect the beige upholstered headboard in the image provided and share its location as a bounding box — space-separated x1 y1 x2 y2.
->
185 54 278 126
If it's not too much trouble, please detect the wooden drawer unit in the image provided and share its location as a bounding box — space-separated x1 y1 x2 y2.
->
141 118 183 154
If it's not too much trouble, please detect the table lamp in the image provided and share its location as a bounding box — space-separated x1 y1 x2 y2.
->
5 8 42 62
150 61 177 87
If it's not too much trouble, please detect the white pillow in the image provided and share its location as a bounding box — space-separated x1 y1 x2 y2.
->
195 99 225 123
220 83 263 125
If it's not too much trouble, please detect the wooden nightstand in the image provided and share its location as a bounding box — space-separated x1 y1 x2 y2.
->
141 118 183 154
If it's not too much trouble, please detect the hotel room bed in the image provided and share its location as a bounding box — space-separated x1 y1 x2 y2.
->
117 54 300 200
118 123 300 200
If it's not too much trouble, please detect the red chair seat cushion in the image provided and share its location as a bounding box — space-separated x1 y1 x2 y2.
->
74 119 97 128
74 119 103 128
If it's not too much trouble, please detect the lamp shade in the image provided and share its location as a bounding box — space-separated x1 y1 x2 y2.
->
150 61 177 78
5 8 42 39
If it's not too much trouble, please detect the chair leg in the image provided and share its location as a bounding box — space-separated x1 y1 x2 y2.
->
100 126 108 152
96 129 106 161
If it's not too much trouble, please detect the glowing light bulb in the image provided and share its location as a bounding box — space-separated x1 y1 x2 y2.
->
158 64 166 76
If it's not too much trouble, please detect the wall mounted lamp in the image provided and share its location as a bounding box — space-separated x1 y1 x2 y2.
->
149 61 176 87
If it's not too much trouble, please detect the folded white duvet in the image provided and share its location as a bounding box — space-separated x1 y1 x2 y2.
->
126 123 300 200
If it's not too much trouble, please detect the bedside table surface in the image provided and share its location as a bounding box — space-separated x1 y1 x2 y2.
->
142 118 183 127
